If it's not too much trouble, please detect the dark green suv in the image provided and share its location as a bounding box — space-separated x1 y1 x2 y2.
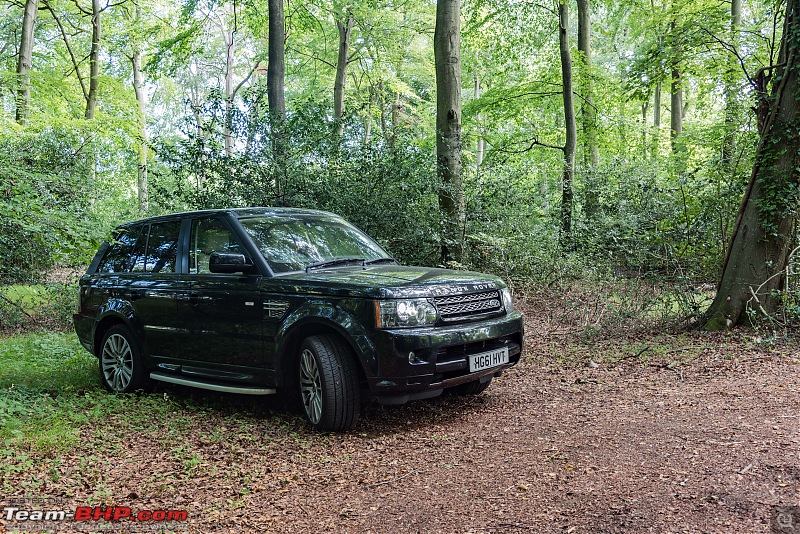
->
74 208 524 431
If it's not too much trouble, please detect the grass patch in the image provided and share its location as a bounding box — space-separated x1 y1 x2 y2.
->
0 332 102 454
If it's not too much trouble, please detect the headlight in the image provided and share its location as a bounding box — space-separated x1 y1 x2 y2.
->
501 288 514 313
375 299 438 328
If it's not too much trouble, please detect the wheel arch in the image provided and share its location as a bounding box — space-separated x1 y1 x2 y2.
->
277 319 368 391
93 313 135 357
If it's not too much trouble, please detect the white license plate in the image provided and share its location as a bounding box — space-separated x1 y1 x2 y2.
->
468 346 510 372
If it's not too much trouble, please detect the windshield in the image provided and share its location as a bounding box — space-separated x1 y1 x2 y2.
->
239 214 392 274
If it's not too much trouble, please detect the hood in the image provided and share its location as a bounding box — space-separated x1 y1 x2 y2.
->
265 265 505 299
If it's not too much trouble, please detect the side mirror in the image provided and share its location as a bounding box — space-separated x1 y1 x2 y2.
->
209 252 253 274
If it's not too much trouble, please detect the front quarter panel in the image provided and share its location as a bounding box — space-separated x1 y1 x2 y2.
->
275 298 378 378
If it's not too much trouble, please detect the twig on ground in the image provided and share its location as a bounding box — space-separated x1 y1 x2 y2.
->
364 470 417 488
620 346 650 361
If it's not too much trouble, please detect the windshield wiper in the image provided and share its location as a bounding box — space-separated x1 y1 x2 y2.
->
305 257 365 272
364 258 397 265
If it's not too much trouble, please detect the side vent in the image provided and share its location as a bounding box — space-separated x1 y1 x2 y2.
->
263 300 290 319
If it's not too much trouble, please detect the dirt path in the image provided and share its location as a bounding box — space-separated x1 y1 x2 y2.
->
2 311 798 533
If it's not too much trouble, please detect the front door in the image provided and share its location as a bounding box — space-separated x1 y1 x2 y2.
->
179 216 267 384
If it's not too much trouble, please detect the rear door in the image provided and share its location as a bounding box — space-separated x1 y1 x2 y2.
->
128 220 183 360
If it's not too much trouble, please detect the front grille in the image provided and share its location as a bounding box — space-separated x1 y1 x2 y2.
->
434 290 503 322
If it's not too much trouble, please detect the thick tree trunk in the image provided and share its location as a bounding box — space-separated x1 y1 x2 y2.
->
85 0 101 120
268 0 286 199
132 50 148 215
559 1 577 243
576 0 597 167
16 0 38 125
334 15 353 139
434 0 464 264
704 0 800 329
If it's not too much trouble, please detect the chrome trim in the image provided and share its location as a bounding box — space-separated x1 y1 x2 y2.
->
149 373 276 395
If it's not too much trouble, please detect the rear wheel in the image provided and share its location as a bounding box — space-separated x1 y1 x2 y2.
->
99 324 147 393
453 377 492 395
298 335 360 431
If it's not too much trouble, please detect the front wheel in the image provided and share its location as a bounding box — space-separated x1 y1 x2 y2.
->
298 335 361 432
99 324 147 393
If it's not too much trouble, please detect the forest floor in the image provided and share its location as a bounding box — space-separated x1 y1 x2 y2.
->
1 298 799 533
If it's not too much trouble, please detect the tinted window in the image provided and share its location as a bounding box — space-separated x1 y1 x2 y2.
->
239 215 390 273
97 225 144 273
142 221 180 273
189 218 245 274
130 224 148 273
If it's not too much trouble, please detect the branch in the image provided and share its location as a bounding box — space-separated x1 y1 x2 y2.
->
0 294 36 324
44 0 88 100
231 60 261 99
69 0 90 16
291 47 335 69
495 136 565 155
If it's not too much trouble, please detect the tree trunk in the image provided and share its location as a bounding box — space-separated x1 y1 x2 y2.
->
268 0 286 199
576 0 597 167
722 0 742 170
85 0 101 120
704 0 800 329
434 0 464 264
132 50 148 215
223 18 235 156
559 1 577 243
653 82 661 128
669 22 682 150
334 15 353 139
16 0 38 125
475 72 485 169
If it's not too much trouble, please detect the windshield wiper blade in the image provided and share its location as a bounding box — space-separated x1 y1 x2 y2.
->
364 258 397 265
305 257 365 272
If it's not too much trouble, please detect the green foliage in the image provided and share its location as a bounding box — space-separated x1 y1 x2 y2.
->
0 126 107 284
0 283 78 333
152 96 442 266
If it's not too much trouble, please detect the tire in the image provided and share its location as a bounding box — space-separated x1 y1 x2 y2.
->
99 324 147 393
454 377 492 396
298 335 361 432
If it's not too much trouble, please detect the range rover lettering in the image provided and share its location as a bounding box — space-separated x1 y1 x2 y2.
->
73 208 524 431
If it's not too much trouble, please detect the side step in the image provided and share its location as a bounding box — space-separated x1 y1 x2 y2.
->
150 373 277 395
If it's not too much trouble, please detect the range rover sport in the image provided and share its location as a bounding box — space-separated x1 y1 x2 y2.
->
73 208 524 431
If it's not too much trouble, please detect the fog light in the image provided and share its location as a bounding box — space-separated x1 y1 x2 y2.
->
408 351 425 364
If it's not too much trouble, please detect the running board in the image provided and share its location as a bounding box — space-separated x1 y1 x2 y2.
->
150 373 276 395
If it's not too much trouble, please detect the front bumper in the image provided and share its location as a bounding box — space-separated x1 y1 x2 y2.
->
364 311 524 404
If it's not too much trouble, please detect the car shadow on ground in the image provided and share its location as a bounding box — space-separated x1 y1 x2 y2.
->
143 379 494 437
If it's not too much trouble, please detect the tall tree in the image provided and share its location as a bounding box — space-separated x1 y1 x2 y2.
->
559 0 577 242
721 0 742 171
16 0 39 125
268 0 286 198
576 0 597 167
704 0 800 329
85 0 102 119
669 20 682 149
434 0 464 263
333 12 354 139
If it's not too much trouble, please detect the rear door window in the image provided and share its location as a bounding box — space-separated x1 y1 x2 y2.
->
142 221 181 273
97 225 144 273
